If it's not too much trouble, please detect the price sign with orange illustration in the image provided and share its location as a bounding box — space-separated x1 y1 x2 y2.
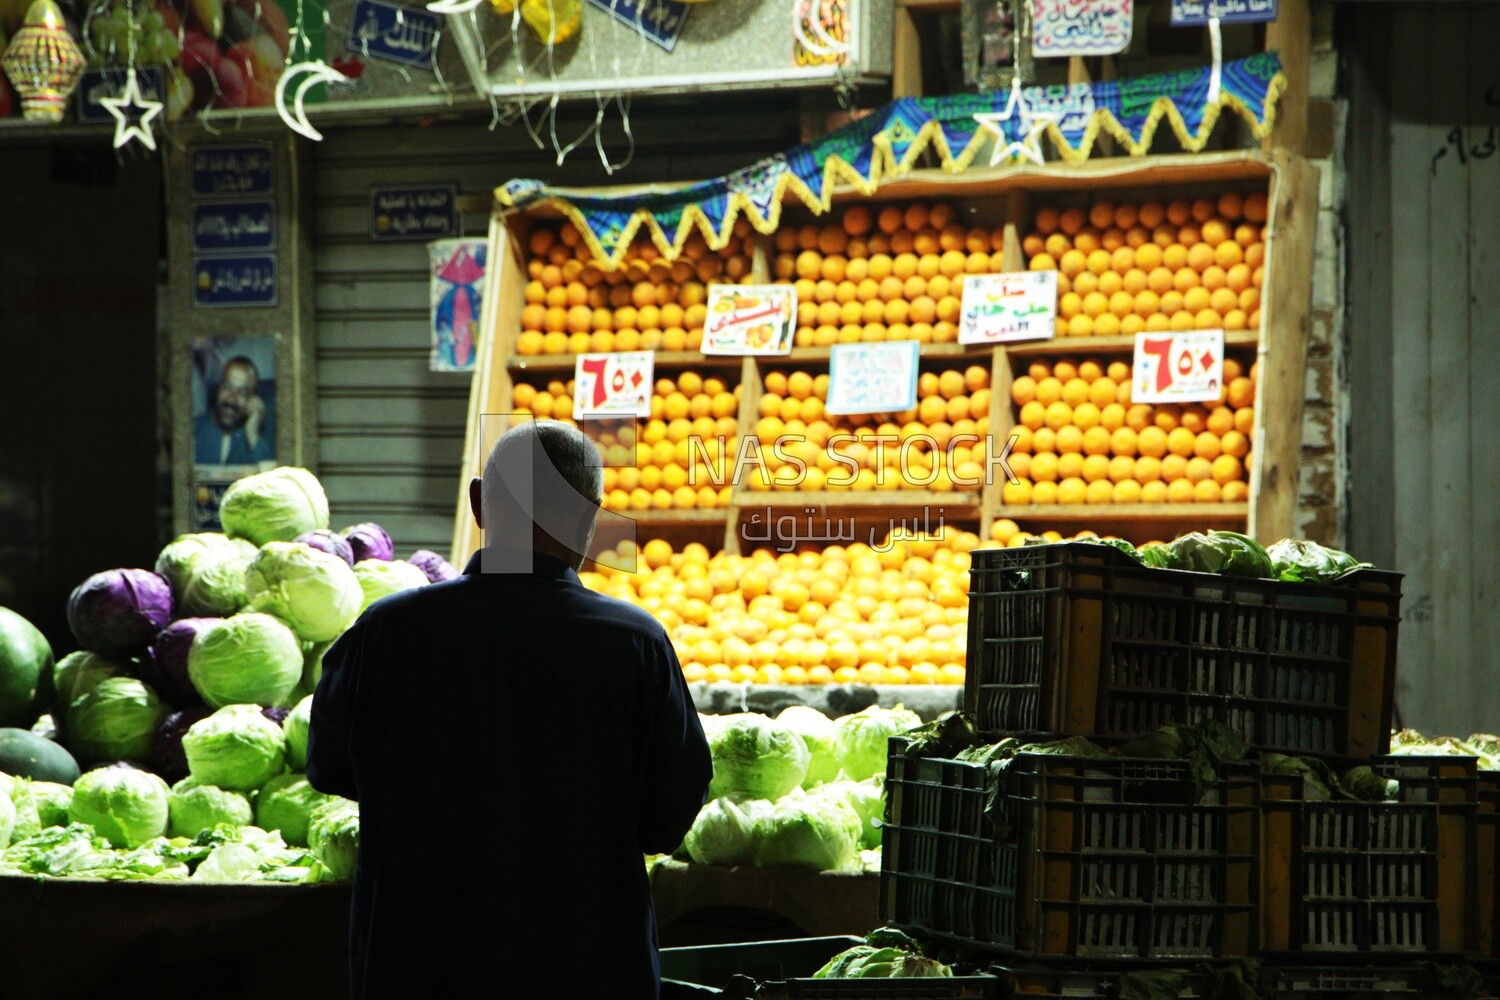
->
573 351 655 419
1132 329 1225 404
702 284 797 356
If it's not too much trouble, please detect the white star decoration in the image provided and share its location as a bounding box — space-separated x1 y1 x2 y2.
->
972 79 1056 167
99 70 163 152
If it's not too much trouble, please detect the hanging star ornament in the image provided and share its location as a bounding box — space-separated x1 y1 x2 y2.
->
972 78 1056 168
98 69 162 151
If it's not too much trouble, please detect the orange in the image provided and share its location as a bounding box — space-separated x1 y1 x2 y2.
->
1031 482 1058 504
1138 202 1166 228
1019 401 1047 430
1108 455 1136 483
1141 481 1169 503
1072 402 1102 430
1194 479 1223 502
1061 377 1090 406
1227 377 1255 408
1110 426 1138 456
1081 426 1113 456
1185 457 1213 483
1085 479 1114 503
1081 454 1111 482
1001 480 1033 504
1044 402 1074 430
1035 376 1064 405
1134 455 1162 483
1057 477 1087 504
1059 249 1088 278
1166 427 1197 457
1166 478 1195 503
1160 454 1188 482
1223 481 1250 502
1220 430 1250 458
1030 452 1059 482
1211 454 1243 484
1194 431 1222 459
1100 403 1127 431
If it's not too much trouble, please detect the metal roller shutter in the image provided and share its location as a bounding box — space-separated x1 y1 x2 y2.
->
312 104 802 554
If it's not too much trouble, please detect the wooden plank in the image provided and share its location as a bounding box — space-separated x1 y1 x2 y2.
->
891 2 923 99
726 355 763 555
1248 155 1312 544
1006 330 1259 358
738 491 982 512
1426 8 1474 734
1386 6 1435 730
981 347 1015 543
1467 5 1500 735
992 502 1249 522
1262 0 1309 156
509 352 744 375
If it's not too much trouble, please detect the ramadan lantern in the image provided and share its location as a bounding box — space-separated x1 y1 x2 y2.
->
1 0 83 123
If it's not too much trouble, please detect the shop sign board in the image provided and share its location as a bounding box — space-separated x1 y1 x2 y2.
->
370 184 459 242
583 0 691 52
192 201 277 253
190 144 275 198
573 351 656 419
193 254 279 308
959 271 1057 344
702 285 797 355
349 0 442 70
1132 329 1225 404
1032 0 1133 58
1169 0 1276 25
826 341 920 415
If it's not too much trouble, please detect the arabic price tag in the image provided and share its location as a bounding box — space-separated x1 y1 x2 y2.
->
1033 0 1133 57
1131 329 1225 404
826 341 920 415
1169 0 1276 25
959 271 1058 344
573 351 656 419
702 285 797 356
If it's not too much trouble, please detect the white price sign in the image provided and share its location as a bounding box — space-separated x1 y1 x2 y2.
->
1131 330 1225 404
959 271 1058 344
702 284 797 355
573 351 655 419
826 341 920 415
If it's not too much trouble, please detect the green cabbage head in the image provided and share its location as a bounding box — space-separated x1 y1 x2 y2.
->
68 766 170 848
31 781 73 827
168 777 254 838
219 467 330 546
283 694 313 771
255 773 330 847
777 705 841 787
755 793 862 871
67 676 166 764
246 542 363 643
708 714 809 801
811 778 885 849
51 651 126 719
833 705 921 782
188 613 303 709
154 533 259 617
353 559 429 612
682 795 770 866
182 704 287 792
309 797 360 880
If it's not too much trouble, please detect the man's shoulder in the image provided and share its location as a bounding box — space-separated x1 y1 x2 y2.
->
572 585 669 640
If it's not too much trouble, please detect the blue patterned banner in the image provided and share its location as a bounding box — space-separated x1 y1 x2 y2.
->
497 52 1286 268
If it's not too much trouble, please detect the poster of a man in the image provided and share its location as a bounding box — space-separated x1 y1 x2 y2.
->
191 336 277 469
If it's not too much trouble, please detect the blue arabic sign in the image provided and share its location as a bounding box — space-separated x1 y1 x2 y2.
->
191 143 274 198
76 67 165 123
349 0 440 70
370 184 458 241
193 201 277 253
1170 0 1276 25
584 0 690 52
193 254 278 308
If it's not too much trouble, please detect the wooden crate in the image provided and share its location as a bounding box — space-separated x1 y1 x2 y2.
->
452 151 1313 566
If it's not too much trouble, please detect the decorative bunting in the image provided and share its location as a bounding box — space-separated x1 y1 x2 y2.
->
496 51 1286 269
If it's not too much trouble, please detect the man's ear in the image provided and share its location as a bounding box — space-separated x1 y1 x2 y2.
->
468 477 484 531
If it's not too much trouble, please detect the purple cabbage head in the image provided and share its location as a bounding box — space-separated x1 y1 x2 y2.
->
261 706 291 725
341 523 394 562
67 570 174 658
150 706 214 783
408 550 459 583
148 619 217 710
295 530 355 566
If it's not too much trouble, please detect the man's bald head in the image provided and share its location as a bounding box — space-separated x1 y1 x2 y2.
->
471 420 604 568
214 357 260 431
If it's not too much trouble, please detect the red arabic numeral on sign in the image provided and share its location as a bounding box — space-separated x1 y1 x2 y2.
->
581 357 610 408
1177 348 1196 377
1141 336 1175 392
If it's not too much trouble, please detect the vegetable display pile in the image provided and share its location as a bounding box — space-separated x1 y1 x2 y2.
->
676 705 919 873
0 467 460 884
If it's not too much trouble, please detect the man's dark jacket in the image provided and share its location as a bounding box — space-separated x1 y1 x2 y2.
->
307 550 712 999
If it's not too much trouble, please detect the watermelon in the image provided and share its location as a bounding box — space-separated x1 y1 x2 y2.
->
0 607 53 729
0 728 80 784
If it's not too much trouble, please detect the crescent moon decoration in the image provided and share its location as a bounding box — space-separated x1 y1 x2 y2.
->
275 61 349 142
426 0 485 14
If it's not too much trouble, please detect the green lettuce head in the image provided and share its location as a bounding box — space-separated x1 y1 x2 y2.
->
353 559 429 612
31 781 73 827
1267 539 1372 583
245 542 362 643
811 778 885 849
182 704 287 792
167 777 253 838
68 766 171 848
67 676 167 765
308 797 360 880
283 694 313 771
682 795 770 867
154 533 258 617
1168 531 1274 578
755 793 862 871
187 613 303 709
777 705 841 787
254 773 330 847
708 714 810 801
51 650 126 719
0 787 13 850
833 705 921 783
219 467 330 547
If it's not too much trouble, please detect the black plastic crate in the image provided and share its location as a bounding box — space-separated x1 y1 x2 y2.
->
1260 756 1481 956
964 543 1402 758
881 740 1259 961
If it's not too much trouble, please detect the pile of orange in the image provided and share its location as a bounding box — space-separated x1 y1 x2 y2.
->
1002 356 1256 505
989 523 1163 548
584 532 978 685
772 202 1005 348
515 221 757 357
750 365 993 492
1025 192 1268 337
511 373 740 511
